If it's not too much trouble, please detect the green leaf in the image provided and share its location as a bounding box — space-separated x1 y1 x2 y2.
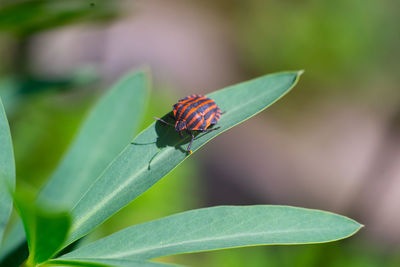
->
65 71 302 246
45 258 178 267
0 97 15 244
0 70 149 264
60 206 362 261
38 70 149 208
13 192 71 265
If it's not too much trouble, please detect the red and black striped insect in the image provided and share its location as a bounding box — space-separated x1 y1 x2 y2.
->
153 94 221 154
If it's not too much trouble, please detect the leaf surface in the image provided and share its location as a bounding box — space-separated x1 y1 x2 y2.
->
38 70 149 207
0 97 15 244
45 258 178 267
66 71 302 245
60 206 362 260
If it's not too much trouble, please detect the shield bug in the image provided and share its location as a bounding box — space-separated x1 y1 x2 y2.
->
153 94 221 154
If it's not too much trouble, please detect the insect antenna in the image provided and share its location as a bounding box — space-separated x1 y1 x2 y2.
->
153 117 175 127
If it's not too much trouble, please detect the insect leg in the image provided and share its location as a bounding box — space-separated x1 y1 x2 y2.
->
186 130 195 154
153 117 174 127
202 127 220 133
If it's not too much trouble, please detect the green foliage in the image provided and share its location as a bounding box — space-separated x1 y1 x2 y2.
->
0 98 15 244
38 70 149 208
0 70 362 267
194 242 398 267
13 191 70 266
65 71 303 246
0 0 118 37
235 0 383 80
0 70 149 264
0 221 27 266
59 206 361 261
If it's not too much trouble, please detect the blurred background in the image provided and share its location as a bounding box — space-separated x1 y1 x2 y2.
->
1 0 400 266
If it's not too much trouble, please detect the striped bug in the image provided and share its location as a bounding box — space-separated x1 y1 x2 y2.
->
153 94 221 154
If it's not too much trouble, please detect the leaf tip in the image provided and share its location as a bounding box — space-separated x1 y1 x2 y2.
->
297 69 305 76
346 220 364 238
132 65 152 79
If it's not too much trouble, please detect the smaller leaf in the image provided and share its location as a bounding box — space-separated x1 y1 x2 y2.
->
0 97 16 244
13 190 71 265
60 206 362 261
45 258 179 267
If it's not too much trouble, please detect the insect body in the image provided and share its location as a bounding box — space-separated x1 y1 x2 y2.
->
154 94 221 154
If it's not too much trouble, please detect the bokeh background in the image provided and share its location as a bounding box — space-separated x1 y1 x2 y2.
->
1 0 400 266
